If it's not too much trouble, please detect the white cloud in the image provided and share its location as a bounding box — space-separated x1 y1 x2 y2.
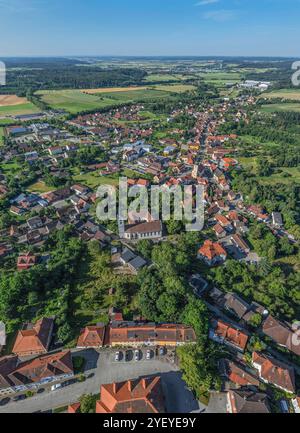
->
195 0 220 5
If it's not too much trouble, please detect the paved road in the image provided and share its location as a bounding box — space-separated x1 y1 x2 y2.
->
0 348 204 413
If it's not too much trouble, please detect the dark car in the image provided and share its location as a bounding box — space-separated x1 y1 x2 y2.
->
13 394 27 402
0 398 10 406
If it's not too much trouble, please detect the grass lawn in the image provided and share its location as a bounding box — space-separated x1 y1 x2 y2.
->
0 160 22 175
27 181 54 194
72 170 119 189
0 118 16 126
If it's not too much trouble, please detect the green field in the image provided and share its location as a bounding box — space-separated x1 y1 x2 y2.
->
0 102 39 116
153 84 195 93
72 171 119 188
260 103 300 113
36 89 121 114
36 86 181 114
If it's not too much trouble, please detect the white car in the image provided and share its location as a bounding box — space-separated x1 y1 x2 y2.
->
134 350 140 361
115 351 121 362
51 383 62 391
146 350 151 360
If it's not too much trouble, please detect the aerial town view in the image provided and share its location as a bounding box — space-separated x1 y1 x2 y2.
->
0 0 300 423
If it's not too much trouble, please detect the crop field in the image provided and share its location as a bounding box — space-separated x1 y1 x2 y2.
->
262 89 300 101
0 95 39 116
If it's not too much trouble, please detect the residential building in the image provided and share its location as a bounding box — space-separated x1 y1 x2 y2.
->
0 350 73 396
252 352 296 394
76 325 106 349
124 221 163 241
197 240 227 266
209 320 249 352
12 317 54 357
96 376 165 413
262 315 300 356
227 390 270 414
108 322 196 347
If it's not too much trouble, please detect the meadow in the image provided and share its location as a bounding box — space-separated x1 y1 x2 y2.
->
36 84 191 114
260 103 300 113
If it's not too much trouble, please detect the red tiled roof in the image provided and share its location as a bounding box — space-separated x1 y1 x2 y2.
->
198 240 227 261
96 377 165 413
76 325 106 348
12 318 54 356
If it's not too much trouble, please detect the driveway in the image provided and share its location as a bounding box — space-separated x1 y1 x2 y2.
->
0 348 203 414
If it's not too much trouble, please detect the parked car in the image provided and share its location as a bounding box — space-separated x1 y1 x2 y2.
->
159 347 166 356
146 349 151 360
134 350 140 361
13 394 27 401
125 350 132 362
51 384 62 392
280 399 289 413
115 351 121 362
0 398 10 406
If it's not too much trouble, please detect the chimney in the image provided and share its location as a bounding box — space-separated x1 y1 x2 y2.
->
141 378 148 390
128 380 134 393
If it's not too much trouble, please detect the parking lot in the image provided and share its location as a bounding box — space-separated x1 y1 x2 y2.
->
111 346 171 363
0 348 204 413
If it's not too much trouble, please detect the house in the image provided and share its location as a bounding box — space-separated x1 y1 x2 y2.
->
76 325 106 348
12 317 54 357
96 376 165 413
227 390 270 414
17 253 37 271
71 184 90 196
262 315 300 356
219 359 260 387
230 234 250 254
213 223 227 238
108 322 196 347
27 216 43 230
209 320 249 352
252 352 296 394
124 221 163 241
223 293 251 320
272 212 283 228
0 350 73 396
197 240 227 266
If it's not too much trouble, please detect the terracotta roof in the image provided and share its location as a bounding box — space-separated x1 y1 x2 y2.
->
214 320 249 351
222 359 260 387
262 316 300 356
12 318 54 356
198 240 227 261
215 214 231 227
96 377 165 413
0 350 73 390
108 322 196 346
68 402 81 413
252 352 295 393
77 325 106 348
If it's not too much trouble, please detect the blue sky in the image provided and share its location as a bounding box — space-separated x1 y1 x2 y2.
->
0 0 299 57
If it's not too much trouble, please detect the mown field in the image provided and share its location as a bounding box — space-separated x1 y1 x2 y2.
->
262 89 300 101
26 181 54 194
260 103 300 113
